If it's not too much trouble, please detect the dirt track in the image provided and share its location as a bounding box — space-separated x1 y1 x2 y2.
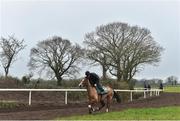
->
0 92 180 120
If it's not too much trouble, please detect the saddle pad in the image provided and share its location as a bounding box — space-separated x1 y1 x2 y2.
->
96 86 108 94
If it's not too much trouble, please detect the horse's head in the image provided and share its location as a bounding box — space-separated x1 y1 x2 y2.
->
79 77 89 88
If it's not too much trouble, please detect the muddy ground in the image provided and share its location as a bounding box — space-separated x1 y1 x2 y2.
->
0 92 179 120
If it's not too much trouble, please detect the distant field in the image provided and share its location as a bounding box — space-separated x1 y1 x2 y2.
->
164 86 180 93
58 106 180 120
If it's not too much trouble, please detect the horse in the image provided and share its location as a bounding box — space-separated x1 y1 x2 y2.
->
79 77 121 114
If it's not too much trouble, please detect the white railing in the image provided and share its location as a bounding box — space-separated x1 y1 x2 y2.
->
115 89 162 101
0 88 162 105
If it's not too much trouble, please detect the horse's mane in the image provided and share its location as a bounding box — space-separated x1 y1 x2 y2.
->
85 77 95 87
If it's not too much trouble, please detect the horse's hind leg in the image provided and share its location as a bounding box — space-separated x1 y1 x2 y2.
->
98 100 105 111
106 97 111 112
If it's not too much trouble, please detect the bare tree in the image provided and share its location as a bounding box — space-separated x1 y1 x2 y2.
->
84 22 163 88
0 35 26 77
28 36 83 85
166 76 178 85
84 47 109 80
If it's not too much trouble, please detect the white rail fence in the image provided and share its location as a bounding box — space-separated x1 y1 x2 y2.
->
0 88 162 105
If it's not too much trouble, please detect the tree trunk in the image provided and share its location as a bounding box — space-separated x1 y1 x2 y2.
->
119 81 129 89
117 68 122 82
117 69 129 89
102 65 107 81
116 62 122 82
4 67 9 77
55 73 62 86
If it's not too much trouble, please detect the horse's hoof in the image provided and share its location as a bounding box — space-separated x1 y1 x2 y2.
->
106 108 109 112
89 110 92 114
92 108 95 112
96 107 100 111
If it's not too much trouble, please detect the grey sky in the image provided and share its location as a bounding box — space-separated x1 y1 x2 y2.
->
0 0 180 81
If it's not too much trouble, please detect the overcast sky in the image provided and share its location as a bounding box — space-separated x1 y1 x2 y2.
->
0 0 180 81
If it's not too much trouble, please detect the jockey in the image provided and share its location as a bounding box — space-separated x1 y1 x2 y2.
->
85 71 107 95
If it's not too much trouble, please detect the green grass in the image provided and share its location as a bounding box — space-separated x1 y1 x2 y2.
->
57 106 180 120
0 100 18 108
164 85 180 93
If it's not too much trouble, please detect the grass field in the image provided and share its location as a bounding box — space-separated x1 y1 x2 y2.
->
0 101 18 109
164 85 180 93
58 106 180 120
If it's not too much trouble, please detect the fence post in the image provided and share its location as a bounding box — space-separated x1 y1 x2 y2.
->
130 91 133 101
29 91 32 106
65 91 68 104
150 90 152 97
155 90 158 96
144 91 146 98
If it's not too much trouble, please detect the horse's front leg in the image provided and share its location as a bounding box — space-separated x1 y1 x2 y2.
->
95 94 106 111
92 96 106 112
88 104 92 114
88 102 96 114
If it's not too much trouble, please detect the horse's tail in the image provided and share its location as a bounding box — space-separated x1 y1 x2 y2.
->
113 90 121 103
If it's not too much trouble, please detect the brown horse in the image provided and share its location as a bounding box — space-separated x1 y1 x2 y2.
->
79 77 120 114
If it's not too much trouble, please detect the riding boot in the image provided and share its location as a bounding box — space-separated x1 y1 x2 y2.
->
96 83 107 95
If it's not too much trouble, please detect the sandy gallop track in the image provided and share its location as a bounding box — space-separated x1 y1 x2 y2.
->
0 93 180 120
